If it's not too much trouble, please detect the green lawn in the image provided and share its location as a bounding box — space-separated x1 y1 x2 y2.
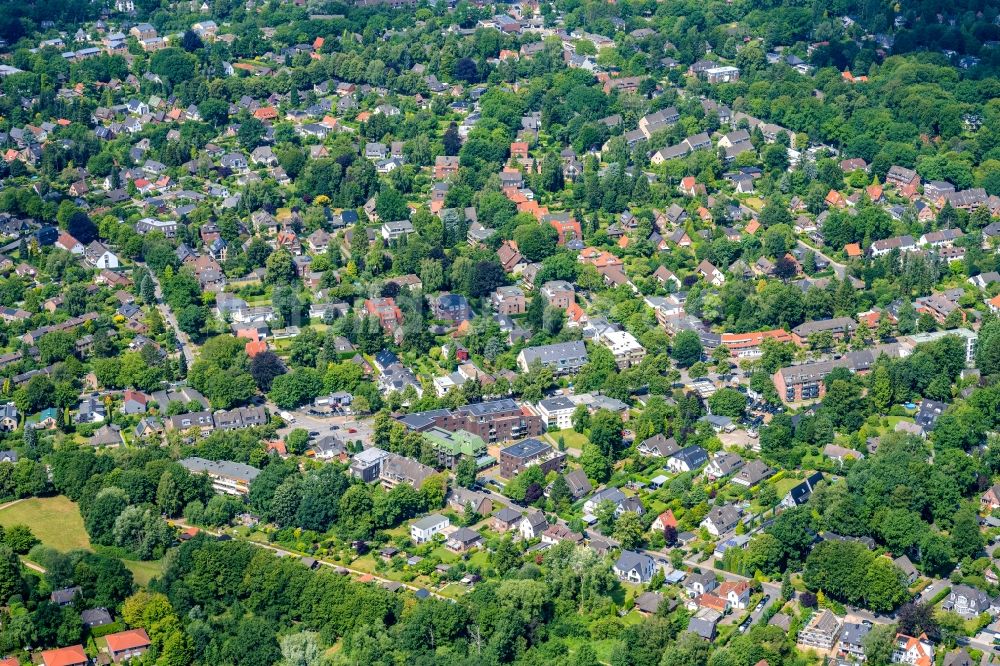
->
544 429 588 451
565 636 619 663
770 477 801 498
124 559 165 586
885 416 914 431
0 496 163 585
0 496 92 552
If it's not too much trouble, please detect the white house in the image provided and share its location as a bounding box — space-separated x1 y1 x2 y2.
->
519 511 548 540
535 395 576 430
381 220 415 241
410 514 449 543
666 445 708 473
719 581 751 609
892 633 934 666
613 550 655 584
597 329 646 369
84 241 120 269
700 504 741 537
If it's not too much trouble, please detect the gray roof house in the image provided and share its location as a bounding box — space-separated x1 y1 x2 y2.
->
687 609 720 640
666 445 709 473
516 341 588 374
563 469 592 499
613 550 655 583
731 460 773 487
684 571 718 597
637 433 680 457
700 504 741 536
945 584 991 617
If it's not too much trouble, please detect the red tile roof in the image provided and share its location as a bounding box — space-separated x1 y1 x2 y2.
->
105 628 151 654
41 645 88 666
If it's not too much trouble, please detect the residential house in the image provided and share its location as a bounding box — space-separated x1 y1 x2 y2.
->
731 460 773 487
535 395 576 430
0 403 17 431
40 646 89 666
563 469 592 499
870 235 917 257
411 514 449 543
76 395 107 424
519 511 548 540
798 609 842 649
106 628 151 663
705 452 744 480
540 280 575 309
981 483 1000 511
379 453 435 489
492 286 526 315
652 509 678 532
349 447 390 483
894 555 919 584
944 585 991 618
685 571 718 598
782 471 824 508
697 259 725 286
700 504 741 536
516 341 588 374
638 434 680 458
51 586 82 606
84 241 120 268
121 389 149 415
447 527 483 552
666 445 709 473
432 293 473 322
596 329 646 369
493 507 523 533
613 550 655 584
381 219 415 241
892 633 934 666
688 609 720 640
718 581 751 609
838 621 872 662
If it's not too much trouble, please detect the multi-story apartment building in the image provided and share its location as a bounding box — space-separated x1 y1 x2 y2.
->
498 438 565 479
179 457 261 495
517 341 588 374
398 399 544 443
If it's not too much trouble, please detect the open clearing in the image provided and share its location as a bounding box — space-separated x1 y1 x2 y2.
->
0 496 92 551
0 496 164 584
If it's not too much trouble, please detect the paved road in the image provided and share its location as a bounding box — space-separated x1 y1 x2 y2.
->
797 239 847 279
142 265 196 367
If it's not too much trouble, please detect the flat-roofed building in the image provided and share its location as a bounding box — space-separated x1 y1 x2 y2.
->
179 457 260 495
517 341 588 374
499 438 565 479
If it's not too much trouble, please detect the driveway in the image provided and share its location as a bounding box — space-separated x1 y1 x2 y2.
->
797 239 847 279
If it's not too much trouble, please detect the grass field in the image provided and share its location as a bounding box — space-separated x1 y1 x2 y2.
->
544 429 588 452
124 559 165 586
0 496 92 552
0 496 164 585
770 476 801 498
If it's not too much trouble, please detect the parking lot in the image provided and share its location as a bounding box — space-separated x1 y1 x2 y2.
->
275 408 374 447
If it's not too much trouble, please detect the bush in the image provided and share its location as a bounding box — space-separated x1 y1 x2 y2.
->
590 616 624 640
927 586 951 606
90 621 125 639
